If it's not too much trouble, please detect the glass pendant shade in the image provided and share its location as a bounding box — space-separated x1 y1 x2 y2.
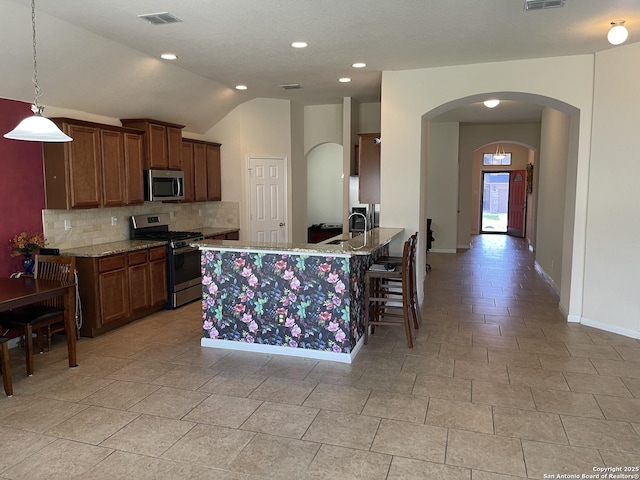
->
4 111 71 142
608 21 628 45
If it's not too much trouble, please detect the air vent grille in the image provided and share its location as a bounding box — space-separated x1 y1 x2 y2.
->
280 84 302 90
524 0 565 10
138 12 183 25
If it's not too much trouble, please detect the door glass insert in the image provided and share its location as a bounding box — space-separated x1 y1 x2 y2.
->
481 172 509 233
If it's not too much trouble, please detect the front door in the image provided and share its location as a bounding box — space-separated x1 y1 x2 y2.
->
507 169 526 237
247 155 288 242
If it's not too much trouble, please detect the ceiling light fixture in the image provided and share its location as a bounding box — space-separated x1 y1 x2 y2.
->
352 62 366 68
338 77 351 83
484 99 500 108
494 144 507 160
607 20 628 45
291 41 308 48
4 0 72 142
235 85 248 91
160 53 177 60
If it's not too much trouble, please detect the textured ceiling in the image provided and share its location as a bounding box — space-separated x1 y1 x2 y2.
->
1 0 638 132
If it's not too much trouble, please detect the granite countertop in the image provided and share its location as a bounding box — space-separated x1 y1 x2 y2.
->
196 227 403 256
59 239 168 258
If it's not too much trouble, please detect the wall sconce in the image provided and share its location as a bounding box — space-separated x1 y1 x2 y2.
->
608 20 628 46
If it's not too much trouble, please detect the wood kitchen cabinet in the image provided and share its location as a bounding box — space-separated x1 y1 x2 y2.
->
206 143 222 201
43 118 144 209
181 138 222 202
76 246 167 337
358 133 381 204
120 118 184 170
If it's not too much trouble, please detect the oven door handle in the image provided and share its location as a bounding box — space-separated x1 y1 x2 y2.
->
172 246 200 256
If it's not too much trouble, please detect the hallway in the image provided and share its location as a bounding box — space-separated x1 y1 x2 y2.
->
0 234 638 479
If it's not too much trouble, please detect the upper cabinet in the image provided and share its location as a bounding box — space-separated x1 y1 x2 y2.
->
43 118 144 210
120 119 184 170
358 133 380 204
181 138 222 202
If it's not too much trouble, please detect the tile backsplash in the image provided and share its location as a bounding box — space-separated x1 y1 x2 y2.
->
42 201 239 249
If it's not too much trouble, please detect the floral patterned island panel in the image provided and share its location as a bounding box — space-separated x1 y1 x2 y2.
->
200 244 389 363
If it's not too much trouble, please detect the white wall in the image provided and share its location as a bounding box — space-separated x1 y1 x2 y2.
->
381 55 594 322
307 143 344 225
304 104 342 154
457 123 541 248
207 98 292 241
581 42 640 337
426 122 459 252
536 108 570 292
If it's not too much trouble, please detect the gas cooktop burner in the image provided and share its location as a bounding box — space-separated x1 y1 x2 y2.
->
130 213 204 248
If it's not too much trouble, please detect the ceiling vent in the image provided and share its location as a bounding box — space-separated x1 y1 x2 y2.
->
280 84 302 90
524 0 565 10
137 12 183 25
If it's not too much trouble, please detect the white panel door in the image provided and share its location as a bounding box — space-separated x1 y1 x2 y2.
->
248 156 288 242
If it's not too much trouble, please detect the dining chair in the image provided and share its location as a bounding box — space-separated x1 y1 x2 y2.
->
0 255 76 376
0 336 12 396
364 237 415 348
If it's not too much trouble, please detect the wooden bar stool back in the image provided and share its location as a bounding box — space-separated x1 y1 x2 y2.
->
0 336 12 396
364 238 414 348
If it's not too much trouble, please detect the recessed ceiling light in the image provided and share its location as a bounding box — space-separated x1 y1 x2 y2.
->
235 85 248 91
339 77 351 83
160 53 177 60
291 41 308 49
483 99 500 108
352 62 366 68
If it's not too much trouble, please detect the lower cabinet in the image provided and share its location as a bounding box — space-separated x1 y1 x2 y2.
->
77 246 167 337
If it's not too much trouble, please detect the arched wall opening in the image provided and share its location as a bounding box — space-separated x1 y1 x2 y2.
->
306 142 344 226
420 92 580 317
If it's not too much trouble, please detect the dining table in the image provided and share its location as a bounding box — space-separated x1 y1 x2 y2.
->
0 277 78 383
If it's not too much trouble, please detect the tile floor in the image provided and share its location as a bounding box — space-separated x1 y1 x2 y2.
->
1 234 639 479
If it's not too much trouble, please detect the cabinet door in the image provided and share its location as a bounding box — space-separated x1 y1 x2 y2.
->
167 126 183 170
181 141 196 202
358 133 381 204
206 144 222 201
124 132 145 205
149 247 167 307
193 143 208 202
128 251 150 313
98 267 129 325
100 130 126 207
148 124 168 169
67 124 102 209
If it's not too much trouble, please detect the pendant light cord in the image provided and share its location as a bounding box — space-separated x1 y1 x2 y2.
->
30 0 43 114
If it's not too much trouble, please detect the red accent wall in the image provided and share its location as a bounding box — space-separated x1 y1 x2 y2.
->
0 98 47 277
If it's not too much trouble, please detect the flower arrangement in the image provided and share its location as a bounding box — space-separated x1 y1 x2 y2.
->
10 231 46 257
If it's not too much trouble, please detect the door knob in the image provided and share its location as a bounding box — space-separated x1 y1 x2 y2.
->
279 222 285 227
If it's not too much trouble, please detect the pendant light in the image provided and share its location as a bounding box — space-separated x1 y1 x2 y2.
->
4 0 72 142
494 144 506 160
607 20 628 46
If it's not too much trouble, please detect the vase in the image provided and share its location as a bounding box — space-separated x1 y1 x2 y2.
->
22 254 35 275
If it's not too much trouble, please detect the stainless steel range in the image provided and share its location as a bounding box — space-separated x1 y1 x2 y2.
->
130 213 204 309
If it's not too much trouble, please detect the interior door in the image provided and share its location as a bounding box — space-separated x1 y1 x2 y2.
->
507 169 526 237
248 156 288 242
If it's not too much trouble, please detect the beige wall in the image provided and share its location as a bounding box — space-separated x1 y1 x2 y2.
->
583 42 640 335
458 123 541 247
382 55 594 322
304 104 343 154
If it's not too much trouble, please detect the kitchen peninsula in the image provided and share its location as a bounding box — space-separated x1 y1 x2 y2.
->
197 228 403 363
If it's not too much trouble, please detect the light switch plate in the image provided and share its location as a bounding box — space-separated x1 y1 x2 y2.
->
64 220 71 231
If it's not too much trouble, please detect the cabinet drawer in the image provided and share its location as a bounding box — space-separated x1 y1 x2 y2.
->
149 246 166 261
128 250 149 266
98 254 126 273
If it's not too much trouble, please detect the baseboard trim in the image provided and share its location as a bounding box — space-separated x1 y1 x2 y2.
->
579 317 640 340
430 248 457 254
534 261 560 296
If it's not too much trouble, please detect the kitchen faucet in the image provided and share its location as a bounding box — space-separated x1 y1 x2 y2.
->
348 211 368 248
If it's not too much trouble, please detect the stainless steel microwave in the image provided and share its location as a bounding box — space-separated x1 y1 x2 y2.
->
145 169 185 202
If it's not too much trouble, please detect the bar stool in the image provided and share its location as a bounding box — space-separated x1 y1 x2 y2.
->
375 233 421 330
364 238 415 348
0 336 12 396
